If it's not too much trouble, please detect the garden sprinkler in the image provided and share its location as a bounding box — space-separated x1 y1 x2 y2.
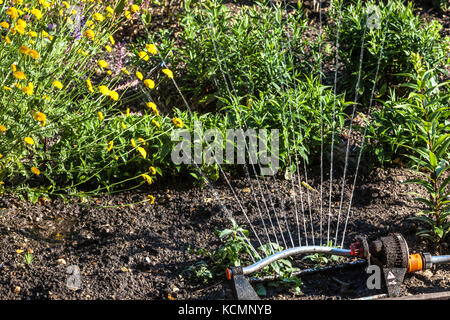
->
226 233 450 300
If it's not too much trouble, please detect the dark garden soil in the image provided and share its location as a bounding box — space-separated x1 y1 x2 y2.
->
0 167 448 300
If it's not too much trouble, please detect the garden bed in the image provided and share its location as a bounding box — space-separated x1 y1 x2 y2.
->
0 167 448 300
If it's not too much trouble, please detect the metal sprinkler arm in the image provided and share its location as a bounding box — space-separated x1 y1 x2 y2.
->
240 246 353 275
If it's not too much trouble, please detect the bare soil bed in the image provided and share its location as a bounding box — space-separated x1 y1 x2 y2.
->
0 167 448 300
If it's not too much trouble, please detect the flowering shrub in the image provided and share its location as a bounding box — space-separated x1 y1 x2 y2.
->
0 0 181 200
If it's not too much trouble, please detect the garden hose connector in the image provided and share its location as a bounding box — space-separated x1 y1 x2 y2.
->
408 254 423 272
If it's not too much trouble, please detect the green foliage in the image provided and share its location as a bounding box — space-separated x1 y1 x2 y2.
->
395 54 450 244
329 0 447 100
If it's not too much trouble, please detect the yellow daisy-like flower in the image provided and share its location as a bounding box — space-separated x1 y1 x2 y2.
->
16 19 27 29
137 138 146 145
138 51 149 61
98 60 109 69
33 112 46 126
22 82 34 95
124 10 131 19
84 29 95 40
106 6 114 15
105 45 112 53
109 35 115 46
6 7 19 20
106 140 114 152
52 80 63 89
149 166 156 175
109 90 119 101
97 111 104 121
19 45 30 55
86 78 94 93
28 50 40 59
162 69 174 79
146 195 155 204
172 117 183 128
126 108 130 117
143 79 155 89
146 102 159 116
30 8 43 20
131 4 140 13
121 68 130 75
152 120 160 128
11 64 17 72
136 71 143 81
0 125 6 132
131 138 136 148
146 44 158 55
24 137 34 145
31 167 40 176
137 147 147 159
98 85 110 96
13 71 26 80
121 122 127 129
93 13 104 22
28 30 38 38
141 174 153 185
0 21 10 29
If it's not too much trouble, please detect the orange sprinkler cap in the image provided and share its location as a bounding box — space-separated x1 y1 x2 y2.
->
226 268 232 280
408 254 423 273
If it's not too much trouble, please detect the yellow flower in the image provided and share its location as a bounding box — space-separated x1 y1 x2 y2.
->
15 24 25 35
137 147 147 159
6 7 19 20
62 1 70 9
162 68 174 79
126 108 130 117
84 29 95 40
131 4 140 13
86 78 94 93
5 36 11 44
3 86 11 91
131 138 136 148
27 50 40 59
28 30 38 38
149 166 156 175
146 195 155 204
172 117 183 128
97 111 104 121
11 64 17 72
121 122 127 129
109 90 119 101
0 21 10 29
136 71 143 81
17 19 27 29
138 51 149 61
124 10 131 19
93 13 104 22
98 85 110 96
19 45 30 55
106 140 114 152
13 71 26 80
121 68 130 75
146 102 159 116
109 35 115 45
30 8 43 20
24 137 34 145
105 45 112 53
98 60 109 69
146 44 158 55
31 167 40 176
33 112 46 126
144 79 155 89
137 138 146 145
152 120 160 128
22 82 34 95
52 80 63 89
141 174 153 184
106 6 114 15
0 125 6 132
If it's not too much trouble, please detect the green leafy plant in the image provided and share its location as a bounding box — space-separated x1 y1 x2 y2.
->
24 253 34 266
397 53 450 245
